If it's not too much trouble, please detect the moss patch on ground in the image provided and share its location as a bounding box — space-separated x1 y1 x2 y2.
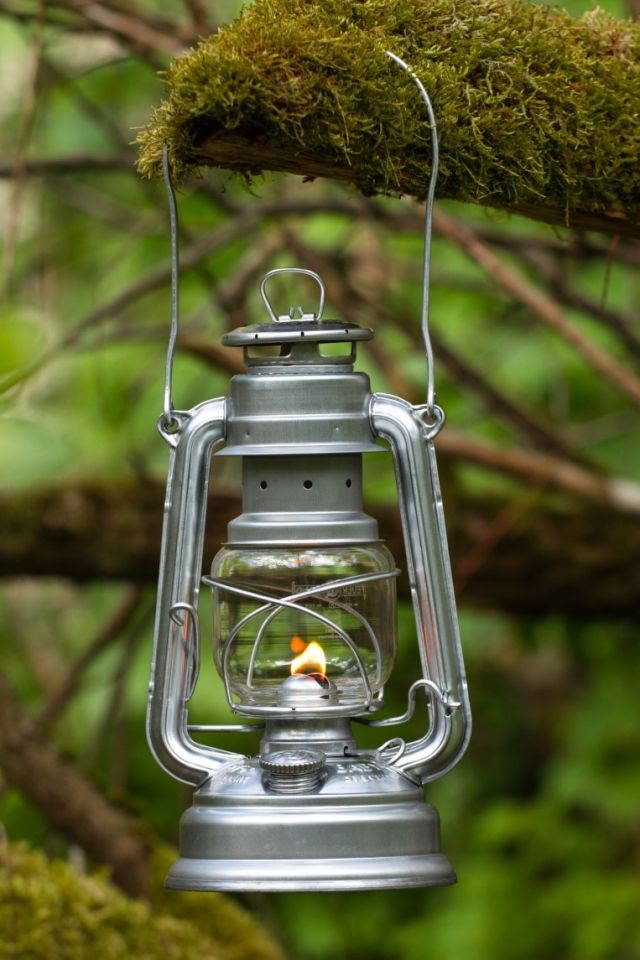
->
137 0 640 223
0 843 285 960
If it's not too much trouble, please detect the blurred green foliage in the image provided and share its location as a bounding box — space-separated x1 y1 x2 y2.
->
0 1 639 959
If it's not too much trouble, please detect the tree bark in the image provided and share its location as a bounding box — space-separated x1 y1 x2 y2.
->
195 132 640 239
2 480 639 618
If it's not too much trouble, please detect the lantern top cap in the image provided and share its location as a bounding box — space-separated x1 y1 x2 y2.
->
222 319 373 347
222 266 373 347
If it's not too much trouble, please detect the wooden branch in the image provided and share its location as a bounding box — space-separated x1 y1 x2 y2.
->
0 671 150 896
0 155 133 178
2 5 44 298
433 209 640 406
194 133 640 239
180 0 212 34
37 585 145 731
437 430 639 511
430 334 584 462
55 0 188 55
2 480 640 617
461 224 640 270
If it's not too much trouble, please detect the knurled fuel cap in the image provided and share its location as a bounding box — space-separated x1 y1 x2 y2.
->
260 750 326 794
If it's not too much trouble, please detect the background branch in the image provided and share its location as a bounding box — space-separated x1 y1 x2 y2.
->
36 585 146 731
432 209 640 407
2 480 640 617
0 671 150 896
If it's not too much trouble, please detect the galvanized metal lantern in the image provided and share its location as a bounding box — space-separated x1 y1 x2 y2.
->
147 54 471 892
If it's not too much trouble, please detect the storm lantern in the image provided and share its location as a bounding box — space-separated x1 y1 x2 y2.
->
147 54 471 892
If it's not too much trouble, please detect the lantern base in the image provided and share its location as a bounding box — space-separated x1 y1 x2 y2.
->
166 853 454 892
165 755 456 892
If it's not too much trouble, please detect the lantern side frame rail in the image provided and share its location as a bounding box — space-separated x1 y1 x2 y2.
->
148 396 244 787
368 392 471 781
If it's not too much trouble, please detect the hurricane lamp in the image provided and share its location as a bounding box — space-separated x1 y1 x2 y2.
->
147 54 471 892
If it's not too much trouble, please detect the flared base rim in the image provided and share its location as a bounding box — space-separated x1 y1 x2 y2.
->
165 854 456 892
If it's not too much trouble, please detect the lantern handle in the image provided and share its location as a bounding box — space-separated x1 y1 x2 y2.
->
161 141 181 433
386 51 438 419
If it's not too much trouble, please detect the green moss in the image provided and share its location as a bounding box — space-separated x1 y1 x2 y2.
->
149 846 285 960
137 0 640 222
0 843 285 960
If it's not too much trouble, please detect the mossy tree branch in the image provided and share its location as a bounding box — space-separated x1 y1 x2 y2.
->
137 0 640 236
186 133 639 237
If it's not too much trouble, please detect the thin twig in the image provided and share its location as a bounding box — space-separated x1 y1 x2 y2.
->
599 234 619 313
216 229 289 330
467 223 640 270
278 232 636 511
393 310 588 463
41 56 129 149
0 198 364 396
491 239 640 368
36 585 144 731
365 298 638 511
548 279 640 369
0 3 90 32
453 487 546 595
2 3 45 298
0 155 132 178
52 0 187 55
433 208 640 408
179 335 245 375
94 604 153 791
434 331 589 461
349 296 631 507
180 0 211 34
437 428 640 513
288 223 585 462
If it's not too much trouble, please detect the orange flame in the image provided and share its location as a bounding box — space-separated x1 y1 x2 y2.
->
290 639 327 677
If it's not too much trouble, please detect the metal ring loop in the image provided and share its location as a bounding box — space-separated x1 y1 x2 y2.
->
259 268 325 323
413 402 446 440
375 736 407 766
168 601 200 702
386 51 439 417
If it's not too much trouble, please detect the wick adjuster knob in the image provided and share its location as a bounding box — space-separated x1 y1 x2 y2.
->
260 750 326 794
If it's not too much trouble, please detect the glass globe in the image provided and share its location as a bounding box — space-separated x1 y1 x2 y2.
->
209 542 397 715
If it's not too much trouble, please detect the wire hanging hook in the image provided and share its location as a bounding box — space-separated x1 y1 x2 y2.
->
386 51 439 418
161 141 180 432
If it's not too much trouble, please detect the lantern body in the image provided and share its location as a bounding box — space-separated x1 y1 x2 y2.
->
147 273 471 891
